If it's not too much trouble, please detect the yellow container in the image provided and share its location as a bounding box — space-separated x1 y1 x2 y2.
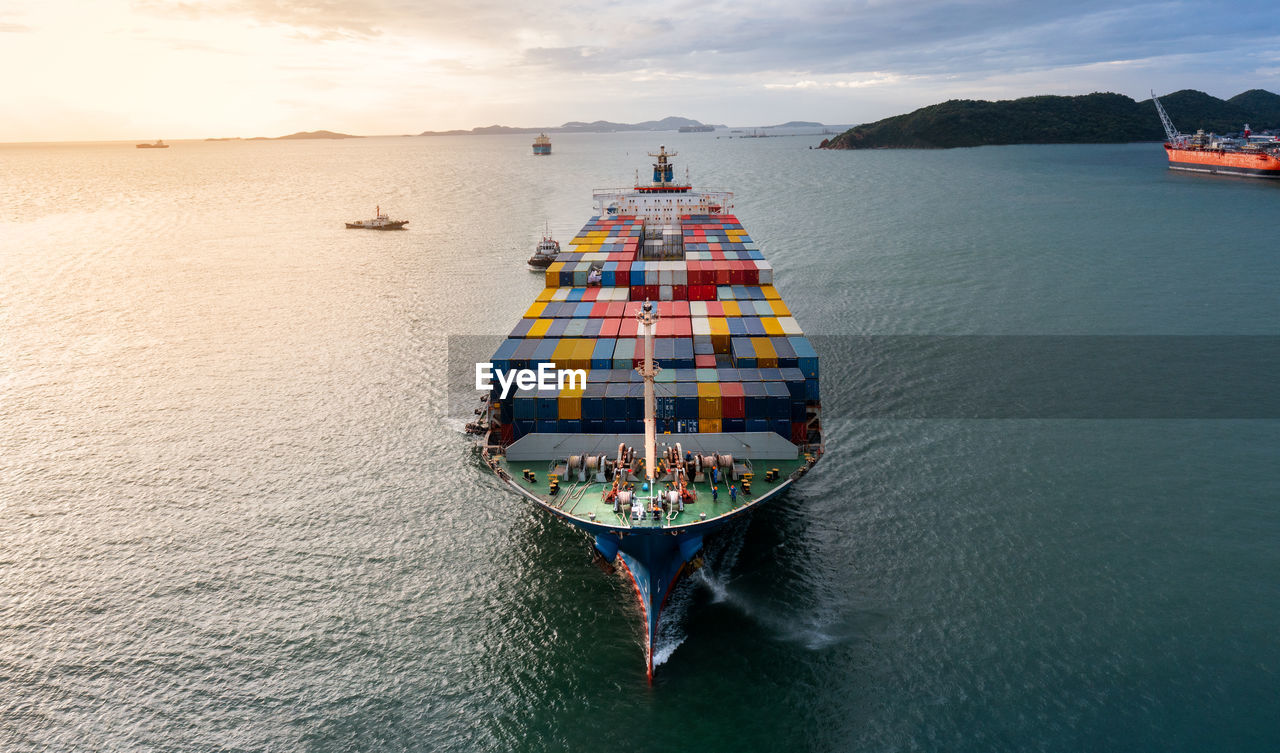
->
552 339 577 370
528 319 552 339
523 301 547 319
572 339 596 371
535 288 555 302
720 300 741 318
558 384 583 420
708 317 731 354
697 382 721 419
545 262 565 288
765 299 791 317
759 285 782 300
699 418 722 433
761 317 784 336
751 337 778 367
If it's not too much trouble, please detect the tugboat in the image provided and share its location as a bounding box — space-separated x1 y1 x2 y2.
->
136 140 169 149
527 227 561 269
345 206 408 230
533 133 552 155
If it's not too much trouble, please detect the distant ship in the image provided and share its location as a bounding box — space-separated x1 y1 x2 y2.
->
533 133 552 155
1152 91 1280 179
678 125 714 133
527 227 561 269
136 140 169 149
345 206 408 230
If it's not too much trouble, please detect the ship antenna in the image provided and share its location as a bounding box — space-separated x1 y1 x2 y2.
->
636 301 661 517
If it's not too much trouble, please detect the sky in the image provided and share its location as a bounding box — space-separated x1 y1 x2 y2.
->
1 0 1278 141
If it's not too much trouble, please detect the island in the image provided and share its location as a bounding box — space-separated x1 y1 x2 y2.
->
819 89 1280 149
418 116 724 136
206 130 362 141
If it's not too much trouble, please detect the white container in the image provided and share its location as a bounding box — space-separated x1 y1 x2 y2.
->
689 301 708 317
659 285 673 301
778 317 803 336
691 317 711 336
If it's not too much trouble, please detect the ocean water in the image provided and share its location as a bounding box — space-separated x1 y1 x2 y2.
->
2 134 1278 752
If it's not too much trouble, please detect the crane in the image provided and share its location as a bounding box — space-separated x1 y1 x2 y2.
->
1151 90 1185 146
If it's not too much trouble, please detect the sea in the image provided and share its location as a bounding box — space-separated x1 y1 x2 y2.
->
2 134 1277 752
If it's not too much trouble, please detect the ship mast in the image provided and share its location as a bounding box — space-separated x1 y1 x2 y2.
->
1151 90 1183 146
636 301 660 509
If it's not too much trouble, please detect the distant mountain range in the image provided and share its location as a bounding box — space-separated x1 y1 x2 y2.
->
820 90 1280 150
206 130 362 141
418 116 728 136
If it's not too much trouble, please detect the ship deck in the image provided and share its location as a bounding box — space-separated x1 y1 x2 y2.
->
496 454 811 529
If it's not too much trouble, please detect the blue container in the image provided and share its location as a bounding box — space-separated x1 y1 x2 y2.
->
513 386 538 419
677 418 699 433
771 419 790 439
626 419 644 434
772 338 798 367
765 382 790 418
607 419 628 434
630 262 645 286
723 417 746 433
731 338 756 368
626 382 644 420
736 300 757 317
716 367 741 382
582 319 603 338
509 320 534 339
743 382 768 417
604 383 629 420
674 339 694 361
791 400 807 422
805 378 821 401
559 268 573 287
692 337 714 355
675 382 699 419
748 250 764 260
515 420 535 437
532 338 558 367
537 391 559 419
744 317 766 337
559 419 582 433
537 418 558 433
674 368 698 382
745 418 769 433
491 338 521 373
790 337 820 379
585 419 605 433
566 287 584 302
717 286 734 300
513 339 538 371
727 318 748 338
547 319 569 338
591 339 615 369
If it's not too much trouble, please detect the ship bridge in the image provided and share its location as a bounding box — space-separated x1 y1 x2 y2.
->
592 145 733 231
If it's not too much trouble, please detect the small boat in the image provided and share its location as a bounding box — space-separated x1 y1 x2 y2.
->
527 227 560 268
345 206 408 230
136 140 169 149
533 133 552 155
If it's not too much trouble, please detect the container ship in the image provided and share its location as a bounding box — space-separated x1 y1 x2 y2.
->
533 133 552 155
1152 91 1280 178
479 147 823 680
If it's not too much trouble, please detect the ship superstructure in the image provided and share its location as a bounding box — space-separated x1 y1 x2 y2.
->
533 133 552 155
479 147 823 680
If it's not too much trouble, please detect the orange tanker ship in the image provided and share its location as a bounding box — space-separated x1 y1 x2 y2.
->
1153 91 1280 179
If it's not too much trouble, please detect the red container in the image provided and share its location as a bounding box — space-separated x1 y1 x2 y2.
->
624 301 643 318
590 301 610 318
673 301 690 317
711 251 726 261
582 287 600 301
705 301 724 317
728 261 745 285
715 264 732 285
599 318 622 338
673 318 692 337
719 383 745 418
791 422 808 443
501 424 515 443
673 285 687 301
742 261 759 285
694 354 717 368
645 285 660 301
631 286 646 301
656 319 674 338
605 301 626 318
709 243 722 252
